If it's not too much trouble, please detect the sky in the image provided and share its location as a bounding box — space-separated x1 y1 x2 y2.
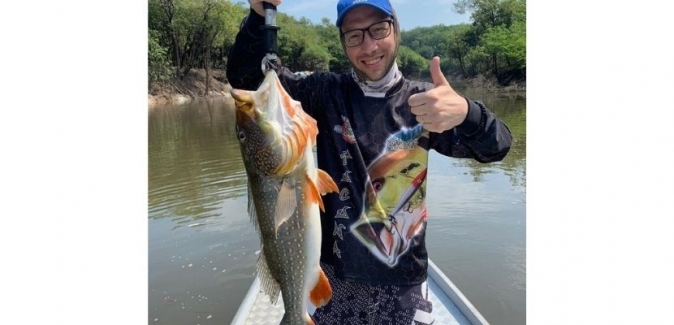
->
236 0 472 30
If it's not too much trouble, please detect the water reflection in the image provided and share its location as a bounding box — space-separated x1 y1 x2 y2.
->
148 92 526 325
148 99 246 227
455 90 527 190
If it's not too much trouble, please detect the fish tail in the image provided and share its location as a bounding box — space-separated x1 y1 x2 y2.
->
309 267 332 308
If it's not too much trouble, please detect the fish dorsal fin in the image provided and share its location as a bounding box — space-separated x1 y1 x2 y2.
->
256 248 281 304
274 178 297 235
309 267 333 307
316 169 339 195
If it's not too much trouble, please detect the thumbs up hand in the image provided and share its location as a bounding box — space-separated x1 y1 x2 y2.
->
408 56 469 133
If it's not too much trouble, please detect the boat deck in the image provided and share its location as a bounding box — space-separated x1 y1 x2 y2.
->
230 260 489 325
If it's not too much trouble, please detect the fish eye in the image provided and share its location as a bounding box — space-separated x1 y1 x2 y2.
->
236 127 246 141
372 179 384 192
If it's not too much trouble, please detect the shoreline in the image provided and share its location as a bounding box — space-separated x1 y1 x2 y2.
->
148 90 233 108
148 68 233 108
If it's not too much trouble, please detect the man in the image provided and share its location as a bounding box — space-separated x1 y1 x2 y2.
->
227 0 512 323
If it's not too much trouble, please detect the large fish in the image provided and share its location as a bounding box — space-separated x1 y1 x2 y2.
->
230 70 338 325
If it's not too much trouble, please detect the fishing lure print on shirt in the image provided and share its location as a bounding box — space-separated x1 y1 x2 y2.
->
333 122 430 267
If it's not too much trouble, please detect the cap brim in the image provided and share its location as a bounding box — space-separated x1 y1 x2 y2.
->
336 4 393 27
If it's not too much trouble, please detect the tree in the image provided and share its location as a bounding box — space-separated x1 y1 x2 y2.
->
147 0 525 91
396 46 428 79
312 18 350 73
454 0 526 75
149 29 173 84
148 0 183 77
454 0 525 30
273 14 339 72
443 24 473 76
148 0 248 79
482 22 525 71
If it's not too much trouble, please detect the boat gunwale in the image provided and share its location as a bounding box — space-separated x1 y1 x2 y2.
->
427 259 490 325
230 277 263 325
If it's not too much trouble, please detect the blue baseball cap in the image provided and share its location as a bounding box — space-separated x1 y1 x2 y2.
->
336 0 394 27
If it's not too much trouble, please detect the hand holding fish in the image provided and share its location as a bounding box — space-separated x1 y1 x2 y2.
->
408 56 468 133
248 0 283 17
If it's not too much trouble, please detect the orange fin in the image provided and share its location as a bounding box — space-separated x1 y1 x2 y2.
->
316 169 338 195
305 174 325 212
306 170 338 213
309 268 332 308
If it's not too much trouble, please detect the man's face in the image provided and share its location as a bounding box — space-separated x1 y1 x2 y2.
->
340 6 397 82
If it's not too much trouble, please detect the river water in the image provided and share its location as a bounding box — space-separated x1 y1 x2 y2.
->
148 90 526 325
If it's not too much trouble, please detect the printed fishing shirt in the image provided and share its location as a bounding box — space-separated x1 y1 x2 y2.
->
227 10 512 286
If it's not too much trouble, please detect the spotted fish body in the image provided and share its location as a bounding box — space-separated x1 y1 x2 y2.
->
231 70 338 325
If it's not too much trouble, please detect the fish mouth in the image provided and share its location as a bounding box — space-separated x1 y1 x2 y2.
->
231 90 257 124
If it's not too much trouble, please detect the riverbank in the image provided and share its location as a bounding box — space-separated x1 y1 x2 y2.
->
148 68 525 107
148 69 232 108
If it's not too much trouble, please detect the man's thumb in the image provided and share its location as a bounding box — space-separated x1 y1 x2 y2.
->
430 56 451 88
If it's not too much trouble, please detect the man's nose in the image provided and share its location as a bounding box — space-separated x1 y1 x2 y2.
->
360 31 379 51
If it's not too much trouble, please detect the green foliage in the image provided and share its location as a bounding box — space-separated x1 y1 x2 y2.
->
276 13 348 72
149 29 173 83
147 0 525 85
313 18 350 73
298 45 332 71
460 45 489 75
451 0 525 78
454 0 525 30
402 25 452 58
481 21 525 70
442 24 473 75
396 45 428 78
148 0 248 73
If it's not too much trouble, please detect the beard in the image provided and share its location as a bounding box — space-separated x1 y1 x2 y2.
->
342 35 400 82
350 45 399 82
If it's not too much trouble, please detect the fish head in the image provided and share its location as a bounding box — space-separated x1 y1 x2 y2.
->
230 70 318 176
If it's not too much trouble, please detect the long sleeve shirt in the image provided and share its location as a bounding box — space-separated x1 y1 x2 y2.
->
227 10 512 286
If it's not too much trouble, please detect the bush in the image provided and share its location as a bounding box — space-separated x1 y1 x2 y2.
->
149 29 173 84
